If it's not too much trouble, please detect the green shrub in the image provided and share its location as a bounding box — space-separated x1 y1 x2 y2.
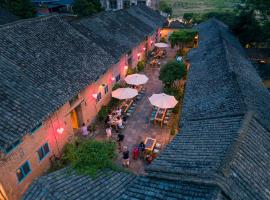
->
159 61 186 88
127 67 137 75
108 98 119 110
164 86 181 100
62 140 118 176
97 106 109 122
112 83 121 90
137 60 145 72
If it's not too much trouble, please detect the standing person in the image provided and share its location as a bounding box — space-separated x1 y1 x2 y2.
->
122 146 130 167
81 123 89 137
106 126 112 141
138 141 145 160
117 133 125 152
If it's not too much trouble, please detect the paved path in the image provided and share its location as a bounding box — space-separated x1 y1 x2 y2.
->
94 47 177 174
116 48 177 175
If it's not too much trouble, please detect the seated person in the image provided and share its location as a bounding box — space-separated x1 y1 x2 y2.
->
116 107 122 116
116 117 124 129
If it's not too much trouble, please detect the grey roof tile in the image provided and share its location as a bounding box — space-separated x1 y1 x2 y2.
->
0 5 164 150
22 168 136 200
146 18 270 200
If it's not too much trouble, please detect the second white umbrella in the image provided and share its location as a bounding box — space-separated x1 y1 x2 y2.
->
125 74 149 86
154 42 169 48
149 93 178 109
112 88 138 100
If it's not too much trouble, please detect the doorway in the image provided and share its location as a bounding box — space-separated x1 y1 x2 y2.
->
70 105 83 130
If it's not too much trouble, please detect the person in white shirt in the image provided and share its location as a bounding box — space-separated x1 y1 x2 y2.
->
106 126 112 140
116 108 122 116
81 123 89 136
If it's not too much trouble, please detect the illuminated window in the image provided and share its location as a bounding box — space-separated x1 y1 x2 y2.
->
37 143 50 161
16 161 31 182
97 92 102 102
104 85 109 94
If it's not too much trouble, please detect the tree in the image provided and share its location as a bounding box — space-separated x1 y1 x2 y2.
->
73 0 103 17
159 61 186 88
183 13 194 23
159 0 172 16
2 0 35 18
169 29 197 49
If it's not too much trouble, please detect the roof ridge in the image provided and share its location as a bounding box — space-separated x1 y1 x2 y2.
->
181 112 244 123
220 30 249 112
0 14 68 29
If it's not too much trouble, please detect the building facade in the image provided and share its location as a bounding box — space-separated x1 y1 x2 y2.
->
100 0 159 11
0 6 164 200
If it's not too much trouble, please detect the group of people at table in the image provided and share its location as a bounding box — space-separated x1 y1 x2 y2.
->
150 49 167 67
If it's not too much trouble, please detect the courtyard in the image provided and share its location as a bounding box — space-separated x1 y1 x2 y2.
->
94 47 179 174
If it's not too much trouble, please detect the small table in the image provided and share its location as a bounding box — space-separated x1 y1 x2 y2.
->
144 137 157 153
155 108 167 127
120 99 133 113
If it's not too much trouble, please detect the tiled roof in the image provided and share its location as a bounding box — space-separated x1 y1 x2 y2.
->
255 63 270 80
0 8 19 25
147 18 270 200
0 6 164 150
121 176 223 200
0 15 115 150
22 18 270 200
22 168 136 200
70 5 166 59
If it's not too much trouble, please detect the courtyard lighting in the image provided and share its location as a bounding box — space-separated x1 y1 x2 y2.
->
57 127 64 134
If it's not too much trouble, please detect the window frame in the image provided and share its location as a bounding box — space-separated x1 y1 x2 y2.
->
37 142 50 161
115 74 121 82
16 161 31 183
97 92 102 102
104 85 109 94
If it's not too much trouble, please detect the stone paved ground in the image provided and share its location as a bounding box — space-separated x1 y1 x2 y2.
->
95 47 177 175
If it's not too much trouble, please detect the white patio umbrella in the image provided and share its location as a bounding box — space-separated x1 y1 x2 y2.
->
149 93 178 109
154 42 169 48
112 88 138 100
124 74 149 86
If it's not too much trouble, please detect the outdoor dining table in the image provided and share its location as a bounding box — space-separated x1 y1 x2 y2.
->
120 99 133 113
154 108 167 128
144 137 157 153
